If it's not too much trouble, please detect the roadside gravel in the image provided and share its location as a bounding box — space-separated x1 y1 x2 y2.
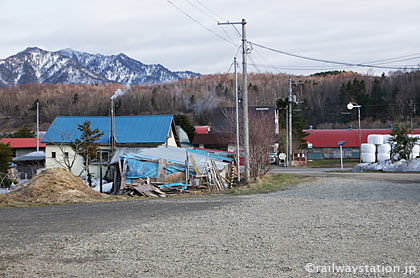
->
1 173 419 277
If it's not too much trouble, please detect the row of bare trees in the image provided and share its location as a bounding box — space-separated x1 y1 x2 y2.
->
0 70 419 132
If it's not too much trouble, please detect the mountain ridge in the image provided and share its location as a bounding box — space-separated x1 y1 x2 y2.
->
0 47 199 86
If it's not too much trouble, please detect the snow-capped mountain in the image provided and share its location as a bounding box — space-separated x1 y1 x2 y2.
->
0 47 199 86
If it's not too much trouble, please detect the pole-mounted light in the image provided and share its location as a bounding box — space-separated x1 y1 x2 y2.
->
347 102 361 163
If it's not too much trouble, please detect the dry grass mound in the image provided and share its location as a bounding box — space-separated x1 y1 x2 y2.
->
0 169 106 207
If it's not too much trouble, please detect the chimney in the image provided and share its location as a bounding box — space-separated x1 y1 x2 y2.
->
111 99 115 152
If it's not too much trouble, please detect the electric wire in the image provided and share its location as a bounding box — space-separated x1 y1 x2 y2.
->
166 0 235 46
250 41 420 70
362 52 420 64
191 0 242 41
184 0 219 22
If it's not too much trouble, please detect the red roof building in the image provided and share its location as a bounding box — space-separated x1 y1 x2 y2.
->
304 129 420 148
0 138 46 149
194 126 209 134
0 138 46 157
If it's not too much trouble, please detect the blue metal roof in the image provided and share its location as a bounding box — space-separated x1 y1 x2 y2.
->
42 115 173 144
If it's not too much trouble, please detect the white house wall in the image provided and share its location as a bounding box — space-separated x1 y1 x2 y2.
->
45 145 108 178
167 128 177 147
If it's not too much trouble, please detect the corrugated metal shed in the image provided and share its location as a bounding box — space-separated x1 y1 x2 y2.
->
42 115 173 144
13 151 45 161
304 129 420 148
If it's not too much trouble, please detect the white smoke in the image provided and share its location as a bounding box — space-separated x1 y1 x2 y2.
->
111 83 131 100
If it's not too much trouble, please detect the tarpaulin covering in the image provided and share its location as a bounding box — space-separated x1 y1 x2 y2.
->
121 153 186 179
187 148 234 162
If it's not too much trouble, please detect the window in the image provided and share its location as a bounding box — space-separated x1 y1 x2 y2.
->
51 152 56 158
96 150 109 163
64 152 69 159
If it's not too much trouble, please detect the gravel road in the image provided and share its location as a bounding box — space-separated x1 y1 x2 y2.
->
1 172 419 277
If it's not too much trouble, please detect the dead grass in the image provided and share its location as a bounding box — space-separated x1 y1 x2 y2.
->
0 169 120 208
227 173 308 195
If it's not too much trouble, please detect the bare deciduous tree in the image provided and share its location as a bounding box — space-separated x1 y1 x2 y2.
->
222 107 277 181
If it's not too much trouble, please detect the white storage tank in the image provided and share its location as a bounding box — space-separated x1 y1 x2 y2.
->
361 153 376 163
377 153 390 162
361 143 376 153
383 134 392 144
367 134 384 145
377 144 391 154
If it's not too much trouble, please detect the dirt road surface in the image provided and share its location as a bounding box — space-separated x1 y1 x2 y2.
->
1 171 419 277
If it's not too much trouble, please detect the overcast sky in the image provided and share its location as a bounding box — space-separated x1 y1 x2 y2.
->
1 0 419 75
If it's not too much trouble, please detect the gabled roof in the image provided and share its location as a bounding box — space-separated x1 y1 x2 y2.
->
42 115 174 144
304 129 420 148
0 138 46 149
194 126 209 134
13 151 45 161
192 133 234 145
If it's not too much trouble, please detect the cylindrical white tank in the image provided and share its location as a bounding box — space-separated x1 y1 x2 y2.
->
410 152 419 159
361 153 376 163
368 134 384 145
377 153 390 162
377 144 391 154
383 135 392 144
361 143 376 153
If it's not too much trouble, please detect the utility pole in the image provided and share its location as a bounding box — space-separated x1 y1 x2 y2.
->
218 18 249 182
409 99 416 135
99 150 103 193
234 57 240 182
36 100 39 152
288 76 293 167
285 106 289 167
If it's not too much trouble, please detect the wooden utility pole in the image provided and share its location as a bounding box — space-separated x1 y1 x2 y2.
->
36 100 39 152
288 76 293 167
234 57 240 182
99 150 103 193
218 18 249 182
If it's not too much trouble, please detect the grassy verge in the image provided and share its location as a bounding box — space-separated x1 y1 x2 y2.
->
0 174 308 209
0 194 127 209
307 158 359 168
227 173 308 195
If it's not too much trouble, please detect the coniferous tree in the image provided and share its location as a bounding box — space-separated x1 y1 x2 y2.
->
389 123 419 161
71 121 104 186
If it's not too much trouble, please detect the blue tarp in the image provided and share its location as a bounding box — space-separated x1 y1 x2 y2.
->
121 153 194 179
158 183 187 190
187 148 234 162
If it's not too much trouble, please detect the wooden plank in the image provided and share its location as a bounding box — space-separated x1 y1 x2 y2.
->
190 155 201 175
157 158 167 183
185 150 189 186
120 158 127 190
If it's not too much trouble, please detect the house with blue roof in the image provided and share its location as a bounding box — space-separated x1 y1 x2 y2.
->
42 115 179 177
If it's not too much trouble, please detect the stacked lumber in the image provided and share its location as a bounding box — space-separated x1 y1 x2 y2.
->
123 183 166 197
204 160 227 191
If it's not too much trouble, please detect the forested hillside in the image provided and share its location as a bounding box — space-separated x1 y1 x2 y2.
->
0 70 419 132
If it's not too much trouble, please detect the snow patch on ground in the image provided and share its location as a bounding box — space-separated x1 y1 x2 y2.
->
353 159 420 172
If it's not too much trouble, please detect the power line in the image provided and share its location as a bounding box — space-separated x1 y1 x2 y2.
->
192 0 227 21
247 53 264 74
183 0 241 46
247 63 351 71
166 0 235 46
250 41 420 70
362 52 420 64
371 55 420 65
185 0 219 22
